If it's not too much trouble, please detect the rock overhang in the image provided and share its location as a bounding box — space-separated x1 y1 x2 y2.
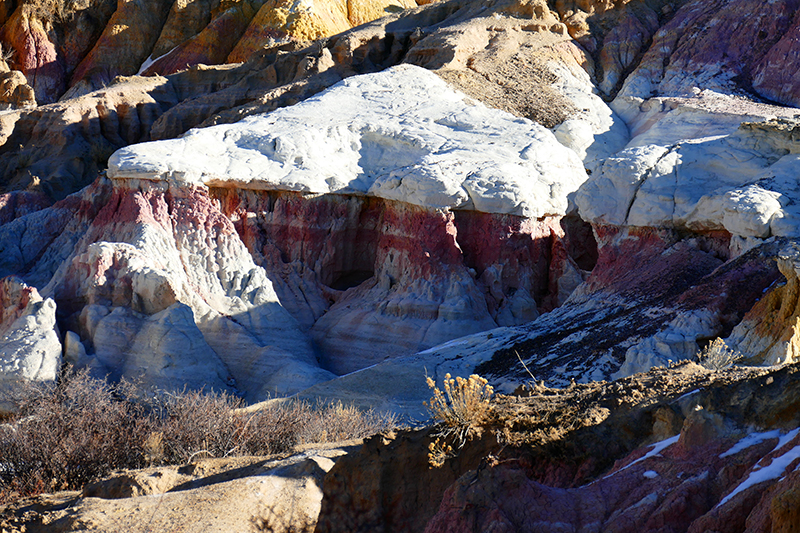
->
108 64 588 219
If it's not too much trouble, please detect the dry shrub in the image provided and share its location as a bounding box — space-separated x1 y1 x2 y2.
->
298 400 396 444
425 373 494 467
698 338 742 371
0 370 396 503
425 373 494 429
155 394 394 464
0 370 152 499
22 0 84 23
153 389 254 463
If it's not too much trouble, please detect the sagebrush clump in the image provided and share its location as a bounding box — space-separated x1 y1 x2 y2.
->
425 373 494 467
0 369 395 502
698 338 743 371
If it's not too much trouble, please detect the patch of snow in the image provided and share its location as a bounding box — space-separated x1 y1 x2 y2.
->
719 430 781 458
643 470 659 479
718 442 800 507
561 330 590 344
675 389 701 402
137 47 177 75
606 435 679 478
771 428 800 455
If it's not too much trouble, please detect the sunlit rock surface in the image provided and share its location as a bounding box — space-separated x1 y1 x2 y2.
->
0 277 61 414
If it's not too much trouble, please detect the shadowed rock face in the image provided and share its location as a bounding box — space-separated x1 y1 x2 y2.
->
615 0 800 102
214 190 581 373
316 363 800 533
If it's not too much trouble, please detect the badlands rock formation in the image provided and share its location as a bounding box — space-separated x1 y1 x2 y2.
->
284 0 800 417
0 0 799 411
0 0 635 401
422 363 800 533
0 277 60 413
0 175 334 404
3 0 800 531
0 59 593 405
0 0 416 104
108 64 588 373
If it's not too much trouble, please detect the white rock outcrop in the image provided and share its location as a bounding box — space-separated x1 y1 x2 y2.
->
0 277 61 413
99 64 597 376
577 118 800 241
109 64 588 219
549 60 630 173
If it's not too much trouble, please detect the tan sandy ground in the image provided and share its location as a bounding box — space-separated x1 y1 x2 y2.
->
0 440 362 533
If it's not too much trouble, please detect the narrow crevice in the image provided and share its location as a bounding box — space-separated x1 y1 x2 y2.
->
561 214 598 272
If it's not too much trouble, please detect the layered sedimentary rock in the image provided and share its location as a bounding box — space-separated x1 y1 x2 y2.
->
0 0 798 411
68 0 174 93
0 6 62 103
280 0 800 415
0 0 420 104
427 408 800 532
0 59 598 403
579 118 800 238
108 64 590 374
614 0 800 103
141 0 257 76
727 242 800 367
0 74 177 200
0 0 621 402
4 0 800 527
0 176 331 401
0 0 630 201
298 106 800 408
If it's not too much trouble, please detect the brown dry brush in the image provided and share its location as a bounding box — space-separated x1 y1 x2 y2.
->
0 371 151 499
0 369 395 503
21 0 85 23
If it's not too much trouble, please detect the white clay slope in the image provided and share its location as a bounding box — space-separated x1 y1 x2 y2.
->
109 64 588 219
